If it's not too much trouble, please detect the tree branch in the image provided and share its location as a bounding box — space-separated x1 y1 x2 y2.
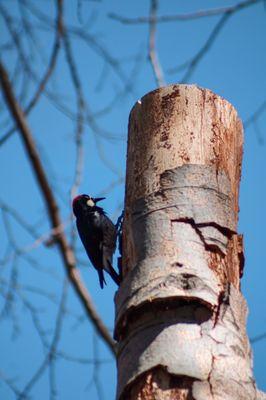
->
244 100 266 128
109 0 263 24
0 0 63 146
0 60 116 355
148 0 165 87
172 13 230 82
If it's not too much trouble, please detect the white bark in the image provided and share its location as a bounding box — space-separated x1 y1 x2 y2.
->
115 85 263 399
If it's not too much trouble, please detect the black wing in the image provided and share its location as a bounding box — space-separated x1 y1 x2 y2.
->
76 214 119 287
76 218 103 270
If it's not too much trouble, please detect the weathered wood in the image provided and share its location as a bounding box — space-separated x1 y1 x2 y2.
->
115 85 259 399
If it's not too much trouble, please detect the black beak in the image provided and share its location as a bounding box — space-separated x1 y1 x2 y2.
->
93 197 105 203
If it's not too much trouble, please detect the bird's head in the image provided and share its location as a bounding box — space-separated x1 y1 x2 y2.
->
72 194 105 216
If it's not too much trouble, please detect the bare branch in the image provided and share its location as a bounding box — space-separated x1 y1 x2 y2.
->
0 370 21 397
0 0 127 148
244 100 266 128
87 333 105 400
24 0 63 113
109 0 263 24
167 0 260 81
252 120 264 145
48 278 68 400
148 0 165 87
244 100 266 144
171 13 230 82
21 0 131 88
18 279 68 399
250 331 266 344
0 3 32 77
0 199 40 239
62 23 85 199
0 0 63 146
0 60 116 355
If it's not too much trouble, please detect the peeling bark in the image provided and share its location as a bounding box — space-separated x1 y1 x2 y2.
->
115 85 264 399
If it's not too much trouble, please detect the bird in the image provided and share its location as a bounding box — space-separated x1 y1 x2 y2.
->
72 194 120 289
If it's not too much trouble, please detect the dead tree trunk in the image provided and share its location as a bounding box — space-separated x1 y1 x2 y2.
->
114 85 265 400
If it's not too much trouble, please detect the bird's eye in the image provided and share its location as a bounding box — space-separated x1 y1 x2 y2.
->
86 199 95 207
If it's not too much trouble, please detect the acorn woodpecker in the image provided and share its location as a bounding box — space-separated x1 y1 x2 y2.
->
72 194 120 289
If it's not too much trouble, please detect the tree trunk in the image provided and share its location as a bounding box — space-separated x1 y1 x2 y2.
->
115 85 265 400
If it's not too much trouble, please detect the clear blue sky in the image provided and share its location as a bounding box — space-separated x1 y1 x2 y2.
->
0 1 266 399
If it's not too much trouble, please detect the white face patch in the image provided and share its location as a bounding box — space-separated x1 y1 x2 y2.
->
86 198 95 207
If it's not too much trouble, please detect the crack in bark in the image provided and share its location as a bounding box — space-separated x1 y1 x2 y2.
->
171 217 235 256
213 283 230 328
207 355 215 399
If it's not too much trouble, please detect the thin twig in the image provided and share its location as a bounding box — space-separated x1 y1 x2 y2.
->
250 331 266 344
167 0 262 80
0 1 126 146
0 60 116 355
0 217 72 268
0 0 63 146
252 120 264 145
0 200 40 239
61 22 85 251
0 370 21 397
62 25 85 199
175 13 230 82
244 100 266 128
86 333 105 400
18 279 68 399
109 0 263 24
21 0 131 88
148 0 165 87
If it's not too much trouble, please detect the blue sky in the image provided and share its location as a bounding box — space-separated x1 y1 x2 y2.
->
0 1 266 399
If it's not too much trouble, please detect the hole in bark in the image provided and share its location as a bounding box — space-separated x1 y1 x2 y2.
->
115 298 213 340
119 366 196 400
171 262 183 268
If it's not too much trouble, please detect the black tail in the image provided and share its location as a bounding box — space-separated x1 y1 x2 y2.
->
98 268 106 289
106 260 121 286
